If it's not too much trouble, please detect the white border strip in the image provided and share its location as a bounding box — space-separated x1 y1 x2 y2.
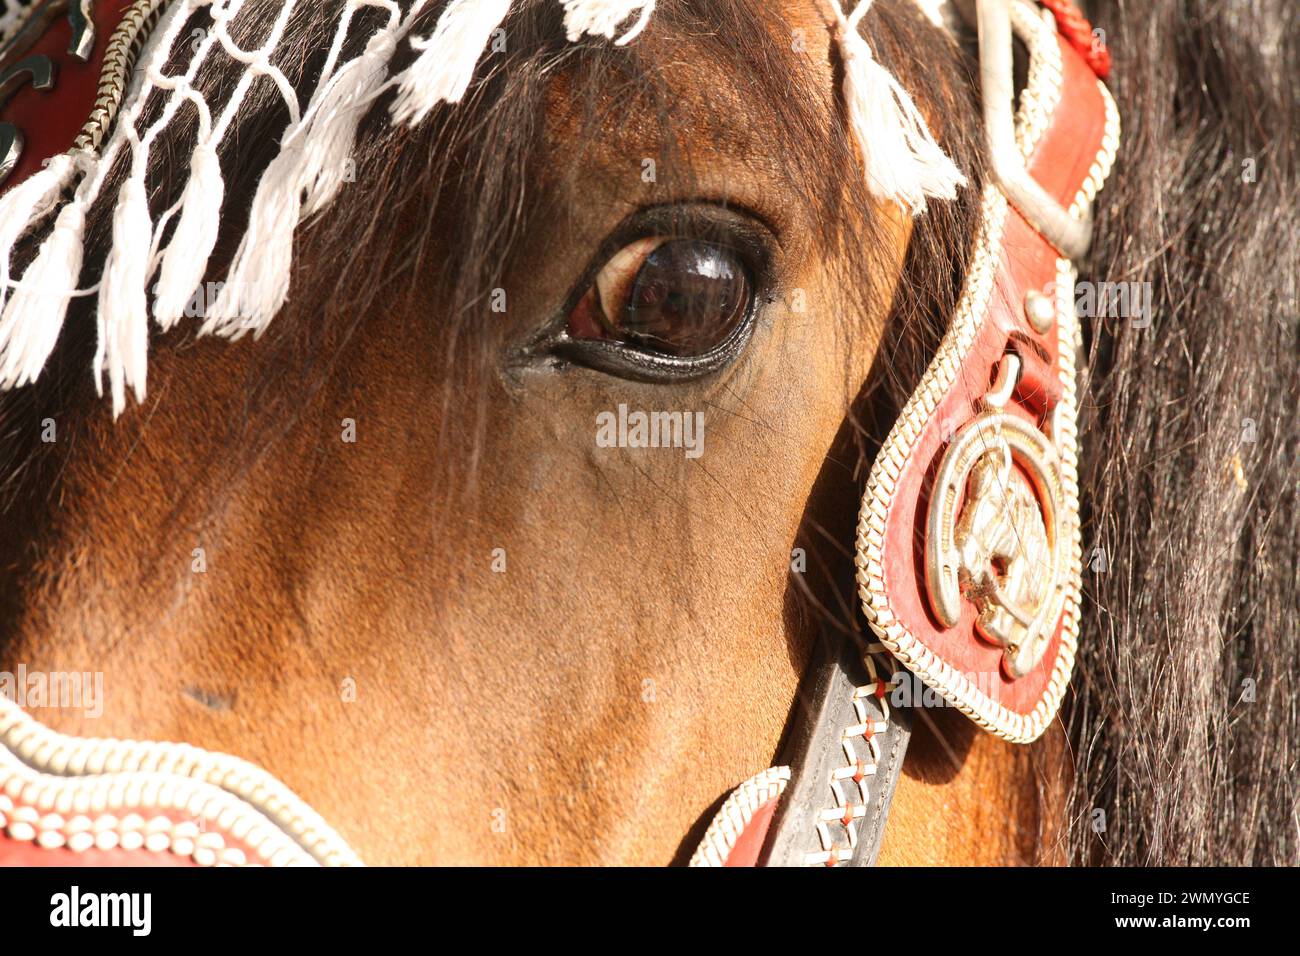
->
688 766 790 867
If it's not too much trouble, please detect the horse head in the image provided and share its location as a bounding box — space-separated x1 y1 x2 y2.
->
0 0 1293 868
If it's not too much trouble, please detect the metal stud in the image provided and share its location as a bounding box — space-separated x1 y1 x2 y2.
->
68 1 98 62
1024 289 1056 333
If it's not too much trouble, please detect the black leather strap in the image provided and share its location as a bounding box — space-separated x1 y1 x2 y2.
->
760 633 911 867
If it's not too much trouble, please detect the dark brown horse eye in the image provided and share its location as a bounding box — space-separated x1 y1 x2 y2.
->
570 237 753 357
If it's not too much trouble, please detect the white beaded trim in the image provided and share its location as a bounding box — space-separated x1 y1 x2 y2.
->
1015 2 1121 222
0 789 252 866
688 766 790 867
0 695 362 866
853 13 1121 744
1073 78 1121 217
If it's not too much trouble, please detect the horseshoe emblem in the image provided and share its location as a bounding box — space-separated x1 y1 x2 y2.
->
924 354 1071 679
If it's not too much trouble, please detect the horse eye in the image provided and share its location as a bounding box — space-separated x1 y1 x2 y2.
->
568 237 753 358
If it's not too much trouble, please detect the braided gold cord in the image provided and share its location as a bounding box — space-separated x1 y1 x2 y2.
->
72 0 169 152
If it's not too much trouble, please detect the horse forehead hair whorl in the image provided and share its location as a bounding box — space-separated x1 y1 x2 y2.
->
0 0 959 417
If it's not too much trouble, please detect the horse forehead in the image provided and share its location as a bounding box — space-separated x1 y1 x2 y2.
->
540 2 836 169
767 0 838 88
774 0 835 46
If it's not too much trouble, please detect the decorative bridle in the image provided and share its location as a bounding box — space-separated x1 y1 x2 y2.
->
0 0 1116 866
696 0 1118 866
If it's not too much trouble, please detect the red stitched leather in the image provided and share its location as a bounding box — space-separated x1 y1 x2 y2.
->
866 34 1109 722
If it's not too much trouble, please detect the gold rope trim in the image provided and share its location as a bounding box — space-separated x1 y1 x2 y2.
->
72 0 170 152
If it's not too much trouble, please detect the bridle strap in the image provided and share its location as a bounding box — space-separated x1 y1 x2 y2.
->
760 641 911 867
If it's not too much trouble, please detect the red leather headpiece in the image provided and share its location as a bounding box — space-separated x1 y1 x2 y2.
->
855 0 1118 741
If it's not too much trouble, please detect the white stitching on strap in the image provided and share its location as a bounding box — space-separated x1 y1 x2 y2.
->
803 645 890 866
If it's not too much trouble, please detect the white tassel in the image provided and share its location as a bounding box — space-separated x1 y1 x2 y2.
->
204 144 302 338
154 138 224 329
95 174 155 416
389 0 512 126
201 24 406 336
831 0 965 215
299 29 400 218
0 152 78 315
560 0 655 44
0 196 86 390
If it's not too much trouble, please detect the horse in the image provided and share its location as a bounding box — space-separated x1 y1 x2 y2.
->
0 0 1294 866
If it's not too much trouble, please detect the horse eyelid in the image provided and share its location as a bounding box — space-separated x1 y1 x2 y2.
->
564 202 778 315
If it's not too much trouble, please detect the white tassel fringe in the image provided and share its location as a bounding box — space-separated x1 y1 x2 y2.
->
831 0 965 215
201 20 408 336
561 0 655 44
0 153 78 315
0 0 670 408
95 174 155 416
299 29 400 218
389 0 513 127
154 138 224 329
204 144 303 338
0 197 87 390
